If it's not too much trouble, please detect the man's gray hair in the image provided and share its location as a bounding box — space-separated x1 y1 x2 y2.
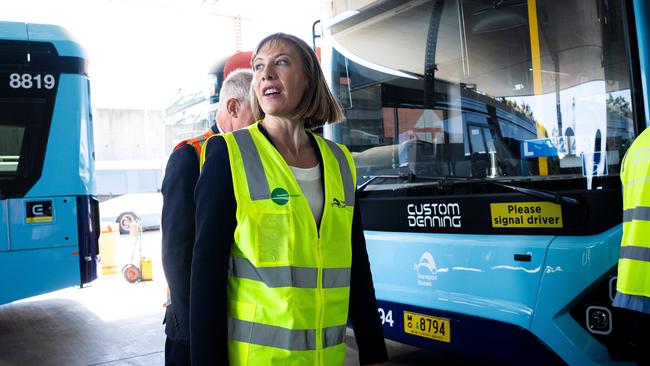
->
218 68 253 109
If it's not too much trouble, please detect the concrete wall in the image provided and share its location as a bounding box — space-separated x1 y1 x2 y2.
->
93 108 165 161
92 108 166 196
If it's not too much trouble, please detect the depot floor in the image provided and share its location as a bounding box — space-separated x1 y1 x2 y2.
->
0 231 457 366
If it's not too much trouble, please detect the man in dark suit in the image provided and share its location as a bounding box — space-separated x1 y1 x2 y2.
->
161 68 254 366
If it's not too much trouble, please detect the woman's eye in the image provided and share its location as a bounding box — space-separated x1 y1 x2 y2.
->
253 63 264 71
276 59 288 65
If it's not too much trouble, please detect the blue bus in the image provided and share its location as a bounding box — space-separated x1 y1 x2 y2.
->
0 22 99 305
320 0 646 364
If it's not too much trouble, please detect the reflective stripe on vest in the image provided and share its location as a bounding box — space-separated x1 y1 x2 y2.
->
229 318 316 351
322 325 347 348
232 129 271 200
322 267 352 288
229 256 351 288
615 127 650 311
623 206 650 222
324 139 355 206
620 246 650 262
223 123 354 364
228 319 346 350
230 255 317 288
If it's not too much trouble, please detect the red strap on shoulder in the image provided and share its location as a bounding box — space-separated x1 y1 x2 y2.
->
188 139 202 157
173 140 187 152
172 129 216 158
203 130 215 139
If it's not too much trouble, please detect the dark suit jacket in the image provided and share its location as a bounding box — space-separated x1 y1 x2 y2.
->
161 125 219 344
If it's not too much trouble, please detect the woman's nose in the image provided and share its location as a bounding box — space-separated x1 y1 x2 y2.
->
262 65 275 80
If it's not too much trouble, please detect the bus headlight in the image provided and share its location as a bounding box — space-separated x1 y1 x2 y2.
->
586 305 612 335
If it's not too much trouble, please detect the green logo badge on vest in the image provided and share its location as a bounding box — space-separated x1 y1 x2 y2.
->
271 187 290 206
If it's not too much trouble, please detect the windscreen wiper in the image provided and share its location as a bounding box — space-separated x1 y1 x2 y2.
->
357 172 471 193
489 181 580 206
358 173 580 206
357 173 408 193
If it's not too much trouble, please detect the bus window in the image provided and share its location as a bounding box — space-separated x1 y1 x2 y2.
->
326 0 637 183
0 72 54 198
468 125 487 154
0 126 23 174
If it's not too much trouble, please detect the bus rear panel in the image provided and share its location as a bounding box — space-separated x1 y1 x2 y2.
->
0 22 99 305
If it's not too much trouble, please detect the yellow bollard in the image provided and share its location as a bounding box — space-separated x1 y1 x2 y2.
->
140 258 153 281
99 223 120 275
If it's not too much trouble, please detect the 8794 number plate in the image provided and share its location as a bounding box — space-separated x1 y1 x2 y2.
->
403 311 450 343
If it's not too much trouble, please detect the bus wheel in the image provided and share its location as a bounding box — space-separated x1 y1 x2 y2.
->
117 212 137 234
122 264 141 283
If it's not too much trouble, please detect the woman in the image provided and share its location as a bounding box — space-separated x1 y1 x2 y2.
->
190 33 387 365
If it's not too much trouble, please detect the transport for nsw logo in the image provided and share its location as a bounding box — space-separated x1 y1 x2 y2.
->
271 187 300 206
414 251 438 286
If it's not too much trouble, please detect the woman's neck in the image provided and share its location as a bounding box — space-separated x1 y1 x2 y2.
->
262 116 307 154
262 115 317 168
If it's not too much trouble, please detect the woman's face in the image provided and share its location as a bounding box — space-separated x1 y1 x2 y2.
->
253 40 308 119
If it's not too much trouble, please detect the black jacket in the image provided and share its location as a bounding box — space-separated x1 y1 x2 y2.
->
190 125 388 365
161 125 219 343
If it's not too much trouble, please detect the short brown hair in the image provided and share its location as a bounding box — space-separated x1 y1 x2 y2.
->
250 33 345 129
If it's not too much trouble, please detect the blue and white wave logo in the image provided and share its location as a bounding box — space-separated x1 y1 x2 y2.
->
413 251 437 286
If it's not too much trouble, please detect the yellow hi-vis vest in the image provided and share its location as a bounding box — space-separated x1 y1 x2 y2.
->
222 122 356 365
615 127 650 313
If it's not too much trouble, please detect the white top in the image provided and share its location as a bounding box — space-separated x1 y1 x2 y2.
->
289 163 323 225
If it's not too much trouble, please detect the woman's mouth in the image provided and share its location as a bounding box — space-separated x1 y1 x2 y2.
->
263 87 280 96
